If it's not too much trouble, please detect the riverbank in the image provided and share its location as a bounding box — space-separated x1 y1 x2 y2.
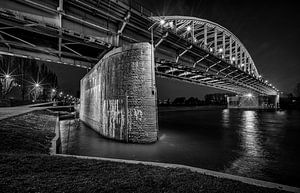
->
158 105 225 112
0 110 296 192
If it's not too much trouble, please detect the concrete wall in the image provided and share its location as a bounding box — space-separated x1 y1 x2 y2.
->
80 42 158 143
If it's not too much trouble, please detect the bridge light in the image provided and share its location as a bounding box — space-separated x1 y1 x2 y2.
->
241 63 245 67
186 26 192 32
209 47 213 52
52 89 56 93
218 48 223 53
35 83 40 88
159 19 166 25
4 74 11 79
265 80 268 83
245 93 253 98
231 57 236 61
168 21 174 28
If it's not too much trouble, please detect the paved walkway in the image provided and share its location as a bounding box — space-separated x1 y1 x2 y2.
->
0 102 54 120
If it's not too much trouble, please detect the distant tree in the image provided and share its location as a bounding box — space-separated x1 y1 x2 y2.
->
0 56 18 98
172 97 186 105
294 83 300 97
0 55 58 101
185 97 199 106
0 74 16 98
166 98 171 105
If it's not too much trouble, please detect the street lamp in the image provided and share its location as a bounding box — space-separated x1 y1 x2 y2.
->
186 26 192 32
168 21 174 28
4 74 11 79
245 93 253 98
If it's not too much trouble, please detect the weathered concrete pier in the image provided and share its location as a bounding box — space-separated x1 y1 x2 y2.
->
80 43 158 143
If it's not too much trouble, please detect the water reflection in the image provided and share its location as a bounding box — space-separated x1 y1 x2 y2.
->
225 110 270 180
60 109 300 187
242 110 260 157
222 109 230 128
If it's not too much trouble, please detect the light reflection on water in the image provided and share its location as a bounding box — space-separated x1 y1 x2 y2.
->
224 110 266 179
242 110 260 157
60 109 300 187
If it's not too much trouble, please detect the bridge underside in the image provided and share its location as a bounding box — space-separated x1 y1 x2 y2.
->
0 0 277 96
0 0 279 143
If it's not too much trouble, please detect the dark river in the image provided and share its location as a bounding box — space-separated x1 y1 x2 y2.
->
60 108 300 187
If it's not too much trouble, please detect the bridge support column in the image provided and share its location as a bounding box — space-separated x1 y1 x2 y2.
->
227 94 280 109
80 42 158 143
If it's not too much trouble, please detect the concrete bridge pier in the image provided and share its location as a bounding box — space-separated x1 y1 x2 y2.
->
227 94 280 109
80 42 158 143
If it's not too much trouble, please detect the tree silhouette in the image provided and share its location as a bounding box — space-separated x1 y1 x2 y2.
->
0 55 58 101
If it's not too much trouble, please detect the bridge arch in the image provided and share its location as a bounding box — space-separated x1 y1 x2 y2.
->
150 16 260 78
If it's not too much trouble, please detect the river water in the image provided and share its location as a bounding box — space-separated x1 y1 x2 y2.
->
60 108 300 187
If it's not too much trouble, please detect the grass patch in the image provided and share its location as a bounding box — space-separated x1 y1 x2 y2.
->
0 154 289 193
0 110 56 154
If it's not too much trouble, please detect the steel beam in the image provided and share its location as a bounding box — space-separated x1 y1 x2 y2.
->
225 69 238 77
176 45 192 63
206 61 221 72
193 54 209 67
165 68 178 74
214 28 217 51
0 50 92 68
190 74 203 79
178 72 192 77
0 30 36 47
216 65 231 75
155 32 168 48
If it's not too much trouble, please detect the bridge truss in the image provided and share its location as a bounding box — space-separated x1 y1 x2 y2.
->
0 0 278 95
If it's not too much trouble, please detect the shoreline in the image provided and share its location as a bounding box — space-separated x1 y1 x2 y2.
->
158 105 226 112
0 110 299 192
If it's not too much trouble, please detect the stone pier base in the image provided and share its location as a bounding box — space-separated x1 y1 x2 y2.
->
80 42 158 143
227 95 280 109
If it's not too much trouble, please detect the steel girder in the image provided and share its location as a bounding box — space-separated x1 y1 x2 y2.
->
0 0 278 95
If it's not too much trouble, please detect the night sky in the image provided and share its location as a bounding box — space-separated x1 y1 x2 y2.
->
46 0 300 99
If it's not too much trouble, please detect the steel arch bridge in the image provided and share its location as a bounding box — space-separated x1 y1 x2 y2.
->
0 0 280 143
0 0 278 96
150 16 276 95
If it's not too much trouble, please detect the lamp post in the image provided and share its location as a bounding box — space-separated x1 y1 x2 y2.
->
0 73 14 99
32 82 42 102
